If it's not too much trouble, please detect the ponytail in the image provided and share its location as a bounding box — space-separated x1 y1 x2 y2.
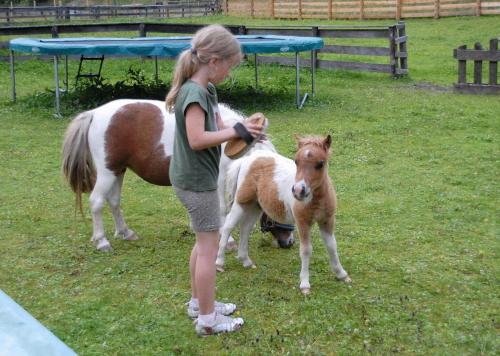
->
165 24 242 112
166 50 197 112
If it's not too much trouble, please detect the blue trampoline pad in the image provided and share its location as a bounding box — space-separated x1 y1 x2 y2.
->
0 290 76 355
9 35 324 57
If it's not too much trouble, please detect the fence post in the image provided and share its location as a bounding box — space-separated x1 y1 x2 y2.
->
434 0 440 19
489 38 498 85
312 26 319 69
476 0 481 16
396 0 401 20
238 25 247 35
473 42 483 84
139 23 146 37
328 0 333 20
251 0 254 18
271 0 275 18
388 25 397 77
51 25 59 38
454 45 467 84
398 21 408 74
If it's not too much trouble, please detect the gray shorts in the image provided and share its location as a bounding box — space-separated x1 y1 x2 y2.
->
173 186 221 232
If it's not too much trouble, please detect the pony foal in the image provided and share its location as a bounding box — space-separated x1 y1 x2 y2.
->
217 135 351 294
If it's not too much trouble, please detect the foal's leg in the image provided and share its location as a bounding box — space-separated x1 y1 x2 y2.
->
89 172 116 251
297 223 313 294
108 173 138 241
319 222 351 283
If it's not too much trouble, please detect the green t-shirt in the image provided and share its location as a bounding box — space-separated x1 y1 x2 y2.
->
169 80 221 191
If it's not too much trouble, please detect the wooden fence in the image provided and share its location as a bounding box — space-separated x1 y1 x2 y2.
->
453 38 500 94
223 0 500 19
1 22 408 77
0 2 221 23
244 22 408 77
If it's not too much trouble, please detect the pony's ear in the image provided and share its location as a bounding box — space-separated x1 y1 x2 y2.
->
323 135 332 150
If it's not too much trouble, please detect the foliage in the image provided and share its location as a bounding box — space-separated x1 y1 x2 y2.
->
0 15 499 355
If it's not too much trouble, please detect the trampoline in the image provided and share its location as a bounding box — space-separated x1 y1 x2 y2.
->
9 35 324 115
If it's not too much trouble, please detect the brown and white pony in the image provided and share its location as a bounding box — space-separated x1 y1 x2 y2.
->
61 99 289 251
216 135 351 294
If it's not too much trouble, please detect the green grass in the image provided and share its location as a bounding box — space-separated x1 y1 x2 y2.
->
0 15 499 355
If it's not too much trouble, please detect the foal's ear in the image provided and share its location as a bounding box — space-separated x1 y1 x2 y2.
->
294 134 304 148
323 135 332 150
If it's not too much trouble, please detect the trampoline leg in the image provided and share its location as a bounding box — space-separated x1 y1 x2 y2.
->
154 56 158 82
296 52 300 108
9 50 16 102
254 54 259 90
54 56 61 118
311 50 316 97
64 55 69 93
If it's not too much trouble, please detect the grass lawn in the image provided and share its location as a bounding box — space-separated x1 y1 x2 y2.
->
0 15 498 355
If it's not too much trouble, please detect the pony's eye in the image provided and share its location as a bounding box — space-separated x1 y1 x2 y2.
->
294 160 298 165
315 161 324 170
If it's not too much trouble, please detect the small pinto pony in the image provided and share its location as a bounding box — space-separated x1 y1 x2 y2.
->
216 135 351 294
61 99 290 251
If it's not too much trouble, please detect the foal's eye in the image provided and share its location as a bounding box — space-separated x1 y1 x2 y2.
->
315 161 324 170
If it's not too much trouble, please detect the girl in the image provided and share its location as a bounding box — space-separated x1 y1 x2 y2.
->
166 24 263 336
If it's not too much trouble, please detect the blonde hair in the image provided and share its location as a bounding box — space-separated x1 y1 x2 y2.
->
166 24 242 112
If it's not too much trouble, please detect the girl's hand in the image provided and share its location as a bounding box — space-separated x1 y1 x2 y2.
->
243 112 267 139
243 122 264 138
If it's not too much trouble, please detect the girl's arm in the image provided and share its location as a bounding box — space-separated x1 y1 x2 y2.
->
186 103 262 151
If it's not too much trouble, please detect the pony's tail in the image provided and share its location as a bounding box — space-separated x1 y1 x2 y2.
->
61 111 96 215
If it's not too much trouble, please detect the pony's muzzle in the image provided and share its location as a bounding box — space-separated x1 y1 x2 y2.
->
278 233 295 248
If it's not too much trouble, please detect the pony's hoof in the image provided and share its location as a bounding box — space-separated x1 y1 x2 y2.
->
301 288 310 295
216 265 225 272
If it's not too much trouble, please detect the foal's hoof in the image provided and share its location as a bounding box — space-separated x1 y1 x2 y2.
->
300 288 311 295
216 265 225 272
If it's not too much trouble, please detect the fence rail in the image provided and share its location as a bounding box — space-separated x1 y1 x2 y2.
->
0 2 221 23
1 21 408 77
223 0 500 20
453 38 500 94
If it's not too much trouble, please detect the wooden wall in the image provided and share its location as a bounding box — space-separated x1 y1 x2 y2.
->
223 0 500 19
